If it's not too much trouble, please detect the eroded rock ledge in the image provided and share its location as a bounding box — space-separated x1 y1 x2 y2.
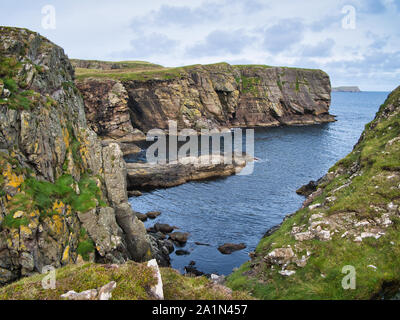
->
126 154 250 190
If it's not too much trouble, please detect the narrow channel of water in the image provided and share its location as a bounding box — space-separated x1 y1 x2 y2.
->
128 92 389 275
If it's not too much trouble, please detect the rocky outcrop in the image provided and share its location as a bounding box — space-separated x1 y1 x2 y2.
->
126 154 249 190
228 86 400 299
0 27 159 285
75 61 334 144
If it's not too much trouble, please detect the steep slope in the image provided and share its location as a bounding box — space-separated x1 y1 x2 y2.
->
0 27 170 285
75 61 334 143
227 86 400 299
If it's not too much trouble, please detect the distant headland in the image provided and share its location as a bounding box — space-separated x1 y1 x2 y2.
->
332 86 361 92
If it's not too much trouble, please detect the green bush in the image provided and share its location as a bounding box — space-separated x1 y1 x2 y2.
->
76 239 95 261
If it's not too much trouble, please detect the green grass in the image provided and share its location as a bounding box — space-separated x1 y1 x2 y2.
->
76 240 95 261
3 173 105 229
2 213 29 229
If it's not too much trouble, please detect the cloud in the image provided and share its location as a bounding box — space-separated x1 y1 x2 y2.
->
300 38 335 57
130 2 225 30
115 33 179 59
360 0 387 14
262 19 305 53
186 29 254 57
310 14 341 32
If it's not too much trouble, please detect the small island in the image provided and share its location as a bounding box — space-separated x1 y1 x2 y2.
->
332 86 361 92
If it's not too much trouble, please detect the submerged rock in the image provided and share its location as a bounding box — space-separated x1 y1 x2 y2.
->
176 250 190 256
218 243 247 254
146 211 162 219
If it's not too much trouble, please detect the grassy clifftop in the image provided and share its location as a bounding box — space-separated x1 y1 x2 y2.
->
227 86 400 299
0 261 253 300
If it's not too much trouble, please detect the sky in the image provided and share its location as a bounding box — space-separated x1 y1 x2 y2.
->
1 0 399 91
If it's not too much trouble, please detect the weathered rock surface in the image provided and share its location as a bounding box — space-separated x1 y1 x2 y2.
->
0 27 155 285
126 154 248 190
75 62 334 139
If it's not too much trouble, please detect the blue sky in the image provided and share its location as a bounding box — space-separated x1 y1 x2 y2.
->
1 0 399 91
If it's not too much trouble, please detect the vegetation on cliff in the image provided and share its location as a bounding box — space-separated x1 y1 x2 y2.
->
227 86 400 299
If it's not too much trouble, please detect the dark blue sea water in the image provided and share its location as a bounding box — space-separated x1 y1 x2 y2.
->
128 92 390 275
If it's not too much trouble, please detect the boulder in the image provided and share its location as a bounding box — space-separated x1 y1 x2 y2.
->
218 243 246 254
154 223 175 234
169 232 190 244
134 212 148 222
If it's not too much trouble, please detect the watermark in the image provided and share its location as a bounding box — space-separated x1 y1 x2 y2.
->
41 5 56 30
341 5 356 30
341 265 356 290
146 121 255 175
41 265 56 290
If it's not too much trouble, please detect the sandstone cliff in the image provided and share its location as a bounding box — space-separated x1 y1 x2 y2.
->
75 61 334 144
0 27 169 285
227 86 400 299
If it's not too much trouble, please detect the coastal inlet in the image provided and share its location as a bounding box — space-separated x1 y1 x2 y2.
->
127 91 389 275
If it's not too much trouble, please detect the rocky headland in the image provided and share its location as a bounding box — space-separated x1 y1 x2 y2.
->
74 59 335 149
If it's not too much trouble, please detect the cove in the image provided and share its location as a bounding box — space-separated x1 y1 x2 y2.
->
128 91 390 275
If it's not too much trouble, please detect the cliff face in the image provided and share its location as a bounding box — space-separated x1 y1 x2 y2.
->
0 27 160 285
75 62 334 142
227 86 400 299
